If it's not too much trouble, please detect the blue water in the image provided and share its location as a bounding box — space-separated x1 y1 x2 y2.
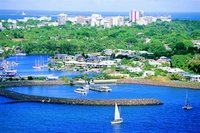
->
1 84 200 132
0 10 200 20
5 55 96 78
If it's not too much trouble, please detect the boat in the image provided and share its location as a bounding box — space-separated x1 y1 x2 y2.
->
32 59 42 69
46 76 59 80
111 103 123 124
32 65 41 69
3 69 17 77
182 92 192 110
100 86 111 92
22 12 26 16
82 84 90 90
16 53 27 56
89 85 111 92
74 88 87 95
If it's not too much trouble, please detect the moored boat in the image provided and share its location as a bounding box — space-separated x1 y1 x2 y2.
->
89 85 111 92
3 69 17 77
16 53 27 56
74 88 88 95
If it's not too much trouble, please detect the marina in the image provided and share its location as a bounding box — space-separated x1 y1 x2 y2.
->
0 55 200 132
0 83 200 132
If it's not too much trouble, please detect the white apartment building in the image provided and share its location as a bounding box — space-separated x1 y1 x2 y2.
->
90 14 102 26
58 13 67 25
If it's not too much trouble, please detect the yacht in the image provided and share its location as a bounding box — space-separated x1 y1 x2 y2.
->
82 84 90 90
100 86 111 92
111 103 123 124
182 92 192 110
89 85 111 92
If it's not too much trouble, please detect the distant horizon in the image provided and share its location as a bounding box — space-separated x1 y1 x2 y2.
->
1 9 200 13
1 0 199 13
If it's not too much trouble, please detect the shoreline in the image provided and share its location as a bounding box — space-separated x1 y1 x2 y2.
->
0 79 200 89
117 79 200 89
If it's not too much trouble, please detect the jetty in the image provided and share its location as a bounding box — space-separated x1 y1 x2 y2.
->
0 88 162 106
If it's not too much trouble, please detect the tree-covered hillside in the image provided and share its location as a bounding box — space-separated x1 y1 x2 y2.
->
0 20 199 57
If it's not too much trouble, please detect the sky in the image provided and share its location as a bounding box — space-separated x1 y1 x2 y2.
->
0 0 199 12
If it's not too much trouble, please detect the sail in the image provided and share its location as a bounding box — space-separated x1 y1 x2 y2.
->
114 103 120 120
185 92 189 105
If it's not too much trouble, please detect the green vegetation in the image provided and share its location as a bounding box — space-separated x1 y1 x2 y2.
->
61 76 70 83
168 73 185 81
171 54 200 74
93 73 122 80
1 20 199 55
0 20 200 73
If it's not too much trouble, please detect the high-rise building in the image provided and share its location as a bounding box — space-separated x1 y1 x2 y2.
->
76 16 86 25
90 14 102 26
129 10 140 22
112 16 124 26
58 13 67 25
139 10 144 17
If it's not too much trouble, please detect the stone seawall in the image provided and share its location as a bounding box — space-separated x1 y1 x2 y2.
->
0 80 66 87
0 89 161 106
118 79 200 89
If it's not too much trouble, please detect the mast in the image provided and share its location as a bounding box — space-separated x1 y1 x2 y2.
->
185 92 189 105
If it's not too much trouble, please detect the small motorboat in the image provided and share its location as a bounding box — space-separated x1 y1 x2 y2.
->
74 88 87 95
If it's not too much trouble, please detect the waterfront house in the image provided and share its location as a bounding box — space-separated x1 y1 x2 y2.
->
157 56 171 64
54 54 69 60
109 73 130 78
75 54 86 62
103 49 113 56
148 59 162 67
184 74 200 82
126 67 143 73
158 67 184 73
98 60 116 67
167 68 184 73
143 71 155 77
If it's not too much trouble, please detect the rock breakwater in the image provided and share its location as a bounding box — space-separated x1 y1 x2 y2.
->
0 89 162 106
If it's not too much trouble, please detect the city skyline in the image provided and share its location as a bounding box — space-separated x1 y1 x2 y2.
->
0 0 200 12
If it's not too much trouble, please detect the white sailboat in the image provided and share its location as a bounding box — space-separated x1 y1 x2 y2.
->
32 59 42 69
182 92 192 110
111 103 123 124
22 12 26 16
